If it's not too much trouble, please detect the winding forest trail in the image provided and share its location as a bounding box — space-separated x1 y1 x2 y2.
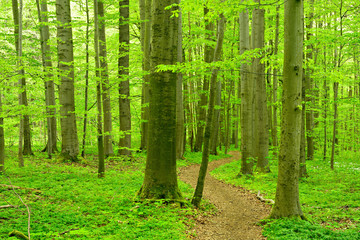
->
179 151 271 240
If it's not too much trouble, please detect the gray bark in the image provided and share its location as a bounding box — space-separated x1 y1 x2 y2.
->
138 0 182 200
239 5 254 175
269 0 305 219
36 0 57 156
94 0 105 177
176 3 184 160
56 0 79 160
140 0 151 151
118 0 131 156
192 13 226 207
98 0 114 157
193 7 214 152
252 2 269 172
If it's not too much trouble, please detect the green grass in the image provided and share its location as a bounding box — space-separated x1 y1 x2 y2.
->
211 150 360 239
0 148 222 240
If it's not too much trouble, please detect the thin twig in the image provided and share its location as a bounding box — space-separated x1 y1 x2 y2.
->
7 177 31 240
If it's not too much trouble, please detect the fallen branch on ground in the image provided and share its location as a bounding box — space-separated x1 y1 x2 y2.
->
0 205 18 209
0 184 41 194
257 191 275 205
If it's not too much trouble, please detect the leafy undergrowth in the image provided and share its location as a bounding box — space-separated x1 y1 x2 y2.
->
0 149 221 240
211 150 360 239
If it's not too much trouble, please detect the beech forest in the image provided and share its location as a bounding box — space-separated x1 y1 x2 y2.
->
0 0 360 239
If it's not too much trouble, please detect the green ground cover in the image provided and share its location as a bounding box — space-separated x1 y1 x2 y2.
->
211 151 360 240
0 149 227 239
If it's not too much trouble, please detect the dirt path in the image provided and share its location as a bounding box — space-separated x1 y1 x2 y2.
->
179 151 271 240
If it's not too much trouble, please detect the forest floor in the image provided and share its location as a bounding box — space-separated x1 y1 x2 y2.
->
179 151 271 240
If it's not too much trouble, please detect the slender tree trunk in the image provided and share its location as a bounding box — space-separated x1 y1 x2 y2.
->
323 49 328 161
140 0 151 151
56 0 79 160
330 82 339 170
176 3 184 160
272 6 280 152
80 0 90 158
94 0 105 177
193 8 214 152
269 0 305 219
192 13 225 207
0 90 4 173
97 0 114 157
239 5 254 175
36 0 57 156
210 78 221 155
305 0 315 161
118 0 131 156
252 1 269 172
13 0 33 158
138 0 182 200
300 69 308 178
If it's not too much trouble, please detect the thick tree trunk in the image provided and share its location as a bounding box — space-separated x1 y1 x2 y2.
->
192 13 225 208
97 0 114 157
138 0 182 200
140 0 151 151
56 0 79 161
193 7 214 152
118 0 131 156
269 0 305 219
36 0 58 157
252 2 269 173
239 5 254 175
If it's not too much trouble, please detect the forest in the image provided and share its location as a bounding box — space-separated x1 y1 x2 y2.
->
0 0 360 239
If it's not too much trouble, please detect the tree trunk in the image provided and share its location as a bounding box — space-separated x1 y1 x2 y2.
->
330 82 339 170
269 0 305 219
81 0 90 158
138 0 182 200
193 7 214 152
176 3 184 160
239 5 254 175
97 0 114 157
192 13 226 208
0 90 4 173
252 2 269 173
36 0 57 156
272 6 280 152
210 78 221 155
94 0 105 177
56 0 79 161
118 0 131 156
305 0 315 161
140 0 151 151
300 69 308 178
12 0 33 158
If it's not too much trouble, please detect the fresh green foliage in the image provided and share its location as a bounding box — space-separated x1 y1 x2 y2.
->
0 150 208 240
211 150 360 239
